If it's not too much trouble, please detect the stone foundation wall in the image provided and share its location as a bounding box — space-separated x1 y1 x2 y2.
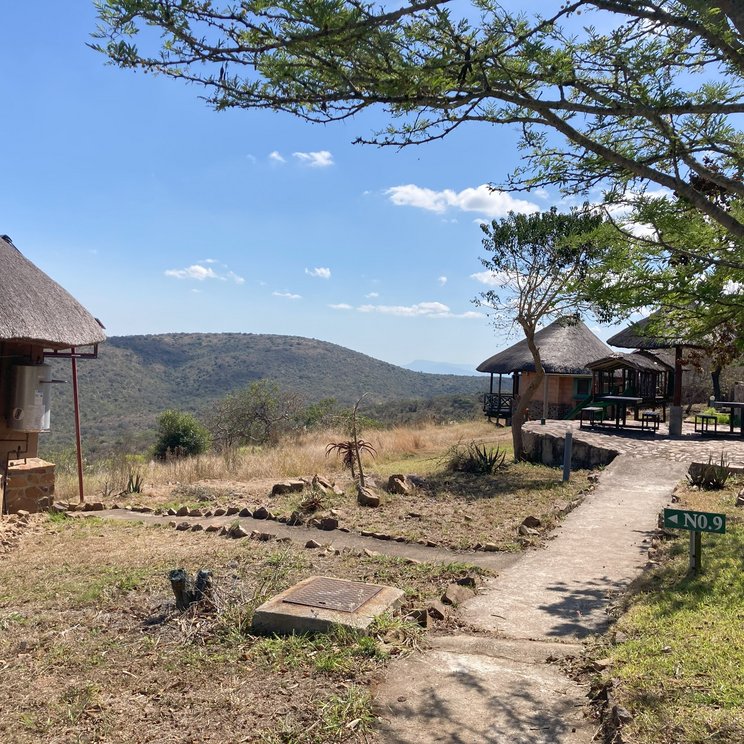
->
4 458 55 513
522 429 618 469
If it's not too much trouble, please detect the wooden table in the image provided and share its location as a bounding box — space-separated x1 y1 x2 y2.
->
598 396 643 429
712 401 744 437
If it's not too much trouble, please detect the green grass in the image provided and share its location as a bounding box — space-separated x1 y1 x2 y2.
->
608 479 744 743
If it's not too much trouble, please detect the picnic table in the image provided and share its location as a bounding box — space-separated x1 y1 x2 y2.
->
711 400 744 438
598 395 643 429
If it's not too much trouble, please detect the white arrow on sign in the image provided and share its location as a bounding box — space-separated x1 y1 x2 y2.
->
667 512 679 525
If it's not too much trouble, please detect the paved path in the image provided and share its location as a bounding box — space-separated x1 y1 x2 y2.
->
373 453 689 743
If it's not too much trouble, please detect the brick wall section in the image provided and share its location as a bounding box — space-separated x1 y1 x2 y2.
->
4 458 55 513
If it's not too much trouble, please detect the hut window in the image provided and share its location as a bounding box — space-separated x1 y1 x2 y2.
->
574 378 591 398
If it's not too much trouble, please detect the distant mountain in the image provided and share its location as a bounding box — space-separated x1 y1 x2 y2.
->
41 333 490 455
404 360 479 376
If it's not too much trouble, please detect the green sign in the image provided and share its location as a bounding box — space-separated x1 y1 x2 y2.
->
664 508 726 534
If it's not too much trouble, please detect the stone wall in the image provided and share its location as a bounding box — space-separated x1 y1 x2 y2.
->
522 428 618 469
4 458 55 513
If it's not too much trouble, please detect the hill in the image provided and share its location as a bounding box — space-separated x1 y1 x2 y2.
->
40 333 495 455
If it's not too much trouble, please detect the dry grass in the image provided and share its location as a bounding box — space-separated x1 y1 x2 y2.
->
0 515 483 744
54 421 509 502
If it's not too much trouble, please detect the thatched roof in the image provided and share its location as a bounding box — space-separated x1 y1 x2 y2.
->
477 318 610 375
586 350 673 373
607 316 705 350
0 235 106 349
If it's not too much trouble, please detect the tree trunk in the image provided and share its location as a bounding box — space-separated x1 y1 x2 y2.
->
712 366 722 401
511 324 546 461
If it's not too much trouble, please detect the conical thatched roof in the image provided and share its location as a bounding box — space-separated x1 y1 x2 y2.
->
0 235 106 349
607 316 704 350
477 318 610 375
586 350 674 373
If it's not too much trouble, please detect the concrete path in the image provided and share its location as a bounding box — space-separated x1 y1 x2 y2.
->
373 454 689 743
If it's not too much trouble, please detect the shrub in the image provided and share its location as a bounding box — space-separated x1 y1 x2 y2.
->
687 454 731 490
154 409 211 460
445 441 507 475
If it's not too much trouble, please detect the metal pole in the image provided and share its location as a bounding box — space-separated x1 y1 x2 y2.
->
562 431 573 482
71 348 85 504
688 530 701 574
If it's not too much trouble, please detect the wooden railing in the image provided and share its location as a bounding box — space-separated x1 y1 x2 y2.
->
483 393 514 419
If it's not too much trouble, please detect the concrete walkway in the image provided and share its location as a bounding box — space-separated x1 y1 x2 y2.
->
373 454 689 743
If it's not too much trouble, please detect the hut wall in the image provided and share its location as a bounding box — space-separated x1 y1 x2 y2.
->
521 372 588 420
0 342 43 511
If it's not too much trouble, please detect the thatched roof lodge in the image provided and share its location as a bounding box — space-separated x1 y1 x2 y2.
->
0 235 105 513
477 318 610 422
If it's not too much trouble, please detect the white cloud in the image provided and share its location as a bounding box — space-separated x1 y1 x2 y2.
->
165 261 245 284
357 301 480 319
470 270 516 287
273 291 302 300
329 303 353 310
385 183 539 218
438 276 448 286
293 150 334 168
269 150 286 164
165 264 218 281
365 292 379 299
305 267 331 279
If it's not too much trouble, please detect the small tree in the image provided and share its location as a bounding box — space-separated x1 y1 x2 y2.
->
476 207 605 460
208 380 303 449
154 409 211 460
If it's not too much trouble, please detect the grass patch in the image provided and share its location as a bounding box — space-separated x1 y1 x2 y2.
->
606 476 744 743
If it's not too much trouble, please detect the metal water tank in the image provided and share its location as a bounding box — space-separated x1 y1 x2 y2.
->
8 364 52 432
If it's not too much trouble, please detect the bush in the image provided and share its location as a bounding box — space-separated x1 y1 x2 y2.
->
687 454 731 490
154 409 211 460
444 441 507 475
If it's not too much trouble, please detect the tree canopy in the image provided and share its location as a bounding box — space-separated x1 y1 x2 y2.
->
93 1 744 350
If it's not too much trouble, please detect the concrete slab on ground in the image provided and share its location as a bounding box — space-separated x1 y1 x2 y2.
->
374 635 594 744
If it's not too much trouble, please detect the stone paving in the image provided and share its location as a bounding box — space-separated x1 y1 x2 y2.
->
524 419 744 467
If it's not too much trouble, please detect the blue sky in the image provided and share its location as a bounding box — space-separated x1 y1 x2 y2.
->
0 2 620 369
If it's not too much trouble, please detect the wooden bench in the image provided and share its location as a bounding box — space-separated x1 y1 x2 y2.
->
641 411 660 432
694 413 718 434
580 406 604 428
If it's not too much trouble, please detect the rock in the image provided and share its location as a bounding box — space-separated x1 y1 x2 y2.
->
318 517 338 531
442 583 476 606
205 524 221 533
225 506 240 516
592 658 613 672
518 524 540 537
305 539 322 549
408 475 427 488
313 474 335 490
277 536 291 544
287 511 304 526
427 600 448 620
394 536 407 542
425 540 438 548
611 705 634 726
407 608 431 628
238 507 252 517
363 548 380 557
253 506 270 520
175 522 191 531
229 524 251 539
614 631 628 644
167 520 177 528
271 480 305 496
456 576 477 589
483 542 499 552
521 515 542 529
736 490 744 507
387 474 411 495
188 508 203 517
357 485 381 507
50 502 68 513
213 508 227 517
408 512 422 519
588 472 601 483
306 517 320 528
374 533 391 541
332 485 345 496
251 531 275 542
176 506 189 517
405 557 421 565
553 500 570 516
191 524 204 532
360 529 374 537
166 508 177 516
203 510 213 517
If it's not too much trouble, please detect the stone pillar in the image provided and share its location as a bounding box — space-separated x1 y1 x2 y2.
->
669 406 683 437
4 458 55 513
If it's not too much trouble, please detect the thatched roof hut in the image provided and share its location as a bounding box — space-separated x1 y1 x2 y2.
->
607 316 705 350
477 318 610 375
0 235 106 349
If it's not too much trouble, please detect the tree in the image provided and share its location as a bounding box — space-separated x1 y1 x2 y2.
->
93 1 744 237
93 1 743 344
208 379 303 449
154 409 211 459
476 206 605 459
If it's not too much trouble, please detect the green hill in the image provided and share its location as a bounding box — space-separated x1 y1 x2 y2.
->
40 333 495 456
